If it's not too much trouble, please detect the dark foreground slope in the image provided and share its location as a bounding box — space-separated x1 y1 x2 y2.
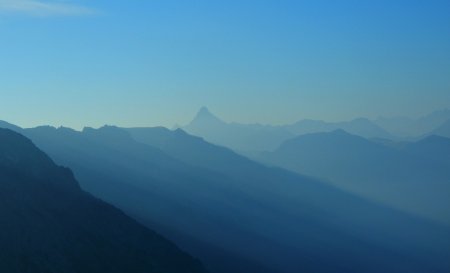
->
0 128 207 273
5 124 450 273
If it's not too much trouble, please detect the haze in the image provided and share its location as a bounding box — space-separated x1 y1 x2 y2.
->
1 0 449 129
1 2 450 273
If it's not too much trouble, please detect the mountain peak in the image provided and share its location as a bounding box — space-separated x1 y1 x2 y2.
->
196 106 214 118
189 107 225 125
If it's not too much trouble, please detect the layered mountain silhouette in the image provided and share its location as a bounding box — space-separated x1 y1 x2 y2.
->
286 117 392 139
258 130 450 225
183 107 392 153
7 122 450 272
16 125 280 273
0 120 21 131
184 107 294 152
2 121 450 273
0 128 207 273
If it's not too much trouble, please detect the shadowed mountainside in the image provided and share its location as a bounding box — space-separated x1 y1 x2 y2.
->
2 122 450 273
125 126 450 273
0 128 207 273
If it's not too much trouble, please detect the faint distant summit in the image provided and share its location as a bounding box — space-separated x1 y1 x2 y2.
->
195 107 221 120
189 107 225 126
197 106 211 117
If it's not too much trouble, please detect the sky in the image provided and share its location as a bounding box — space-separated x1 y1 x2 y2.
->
0 0 449 129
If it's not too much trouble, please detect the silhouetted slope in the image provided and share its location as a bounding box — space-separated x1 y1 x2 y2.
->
0 128 207 273
126 127 253 173
259 130 450 224
126 126 450 273
22 126 283 273
6 124 449 273
0 120 22 131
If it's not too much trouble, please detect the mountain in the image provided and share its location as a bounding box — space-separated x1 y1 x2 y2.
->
375 109 450 137
20 125 281 273
0 120 22 131
4 123 450 273
286 117 393 139
183 107 392 153
125 126 450 273
258 130 450 225
431 119 450 138
189 107 227 128
184 107 294 152
403 135 450 167
0 128 206 273
126 126 264 173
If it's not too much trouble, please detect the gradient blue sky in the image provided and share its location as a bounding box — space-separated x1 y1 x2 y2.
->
0 0 449 129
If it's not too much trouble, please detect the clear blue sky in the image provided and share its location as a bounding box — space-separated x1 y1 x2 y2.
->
0 0 449 129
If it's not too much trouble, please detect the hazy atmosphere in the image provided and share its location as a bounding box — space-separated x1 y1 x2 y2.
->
1 0 449 129
1 1 449 273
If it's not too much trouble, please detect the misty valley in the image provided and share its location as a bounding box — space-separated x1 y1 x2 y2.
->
0 107 449 273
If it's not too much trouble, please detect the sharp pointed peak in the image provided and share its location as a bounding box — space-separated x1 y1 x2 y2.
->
197 106 213 116
186 107 226 128
193 106 222 121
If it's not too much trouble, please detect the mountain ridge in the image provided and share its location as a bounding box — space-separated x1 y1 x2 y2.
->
183 107 393 152
2 121 450 273
0 128 208 273
258 129 450 225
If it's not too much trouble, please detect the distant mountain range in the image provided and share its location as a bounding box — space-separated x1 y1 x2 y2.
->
183 107 295 152
258 130 450 225
0 128 206 273
183 107 393 153
1 121 449 273
375 109 450 138
183 107 450 153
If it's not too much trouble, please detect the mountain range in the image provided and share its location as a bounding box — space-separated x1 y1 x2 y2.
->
183 107 450 153
183 107 393 153
1 121 449 273
375 109 450 138
257 130 450 225
0 128 207 273
183 107 295 153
